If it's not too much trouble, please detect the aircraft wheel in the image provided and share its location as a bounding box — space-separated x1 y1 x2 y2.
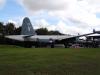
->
64 43 68 48
24 41 32 48
35 42 40 48
34 43 38 48
64 45 67 48
51 44 54 48
25 44 32 48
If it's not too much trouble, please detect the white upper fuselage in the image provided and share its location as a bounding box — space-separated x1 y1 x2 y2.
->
5 35 74 42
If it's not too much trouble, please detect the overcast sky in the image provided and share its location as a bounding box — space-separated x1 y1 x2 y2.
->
0 0 100 34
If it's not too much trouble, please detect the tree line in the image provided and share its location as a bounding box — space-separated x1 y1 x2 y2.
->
0 22 62 36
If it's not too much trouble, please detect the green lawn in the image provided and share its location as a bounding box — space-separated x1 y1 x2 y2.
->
0 45 100 75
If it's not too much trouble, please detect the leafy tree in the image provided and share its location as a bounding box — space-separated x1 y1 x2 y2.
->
14 26 21 35
49 31 62 35
35 27 63 35
5 23 15 35
36 28 49 35
0 22 4 34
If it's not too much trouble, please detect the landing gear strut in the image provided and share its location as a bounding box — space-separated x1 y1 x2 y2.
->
24 41 32 48
51 44 54 48
64 43 69 48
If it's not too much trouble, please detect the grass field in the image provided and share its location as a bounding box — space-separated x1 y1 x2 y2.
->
0 45 100 75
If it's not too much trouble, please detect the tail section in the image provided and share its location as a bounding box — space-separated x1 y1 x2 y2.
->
21 17 37 35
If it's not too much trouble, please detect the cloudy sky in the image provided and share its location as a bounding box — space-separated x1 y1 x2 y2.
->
0 0 100 34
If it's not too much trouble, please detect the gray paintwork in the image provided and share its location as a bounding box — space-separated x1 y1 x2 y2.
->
21 17 36 35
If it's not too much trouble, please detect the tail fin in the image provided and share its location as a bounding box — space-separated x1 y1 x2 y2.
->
21 17 37 35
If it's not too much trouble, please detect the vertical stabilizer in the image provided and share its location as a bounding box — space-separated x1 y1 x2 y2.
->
21 17 36 35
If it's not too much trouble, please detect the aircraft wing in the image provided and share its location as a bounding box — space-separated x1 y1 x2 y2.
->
70 32 94 38
23 35 34 38
59 32 95 41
